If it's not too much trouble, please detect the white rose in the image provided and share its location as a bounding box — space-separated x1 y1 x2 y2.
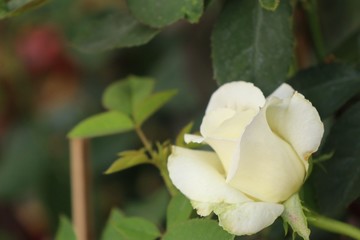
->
168 81 324 235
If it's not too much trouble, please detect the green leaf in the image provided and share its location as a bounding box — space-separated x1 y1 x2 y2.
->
72 12 159 53
125 187 170 225
127 0 204 28
133 90 177 125
0 0 47 19
259 0 280 11
101 209 161 240
166 193 193 229
311 102 360 216
105 149 149 174
102 76 154 115
318 0 360 53
288 64 360 119
163 219 234 240
102 76 175 125
175 122 194 147
68 111 134 138
212 0 293 95
281 194 310 240
55 216 76 240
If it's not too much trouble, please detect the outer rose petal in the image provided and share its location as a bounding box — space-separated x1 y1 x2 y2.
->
215 202 284 235
205 81 265 114
266 92 324 167
269 83 294 99
168 146 250 204
191 201 218 216
228 98 305 203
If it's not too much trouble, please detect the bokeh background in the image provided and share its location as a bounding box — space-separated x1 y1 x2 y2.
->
0 0 359 239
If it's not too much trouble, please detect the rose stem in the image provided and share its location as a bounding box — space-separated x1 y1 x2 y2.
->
308 214 360 239
135 125 152 154
134 125 177 196
158 165 178 197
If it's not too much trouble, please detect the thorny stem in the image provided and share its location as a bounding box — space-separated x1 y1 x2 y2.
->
134 125 178 196
134 125 152 154
154 142 178 197
308 213 360 240
158 166 178 197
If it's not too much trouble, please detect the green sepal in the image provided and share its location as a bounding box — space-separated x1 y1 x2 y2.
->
281 194 310 240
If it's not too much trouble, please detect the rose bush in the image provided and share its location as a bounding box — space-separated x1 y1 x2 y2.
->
167 81 324 235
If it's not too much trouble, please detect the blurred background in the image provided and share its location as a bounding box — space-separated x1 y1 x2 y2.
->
0 0 359 239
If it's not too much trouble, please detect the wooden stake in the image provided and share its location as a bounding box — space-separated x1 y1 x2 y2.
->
70 138 92 240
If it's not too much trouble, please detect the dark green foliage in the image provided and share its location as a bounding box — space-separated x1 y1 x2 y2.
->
312 102 360 216
212 0 293 95
289 64 360 119
127 0 204 28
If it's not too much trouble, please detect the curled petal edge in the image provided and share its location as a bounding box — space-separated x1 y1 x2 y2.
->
192 200 284 236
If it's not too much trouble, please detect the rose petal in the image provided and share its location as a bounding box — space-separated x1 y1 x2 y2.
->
269 83 294 99
201 138 237 176
215 202 284 235
168 146 250 204
200 108 236 139
266 92 324 167
201 108 258 140
200 108 258 173
205 81 265 114
228 98 306 203
191 200 218 216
